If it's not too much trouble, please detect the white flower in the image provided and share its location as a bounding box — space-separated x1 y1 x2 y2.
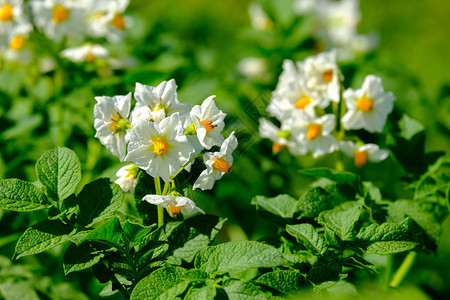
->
248 2 272 31
115 163 139 192
259 118 306 155
94 93 132 162
297 50 341 105
291 114 338 158
268 60 320 120
143 194 204 217
237 57 267 79
294 0 317 15
132 80 190 125
189 96 226 150
31 0 86 42
340 141 388 167
341 75 395 133
125 113 196 182
193 132 238 190
1 20 32 62
84 0 129 42
60 43 109 63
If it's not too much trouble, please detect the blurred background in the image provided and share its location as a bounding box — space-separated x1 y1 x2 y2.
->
0 0 449 298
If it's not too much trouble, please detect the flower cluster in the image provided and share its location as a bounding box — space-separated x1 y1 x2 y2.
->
0 0 130 63
259 50 392 167
94 79 238 218
294 0 377 60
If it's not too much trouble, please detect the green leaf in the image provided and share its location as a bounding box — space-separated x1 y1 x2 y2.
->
77 179 124 227
222 280 269 300
251 194 298 220
35 147 81 202
366 241 418 255
195 241 289 275
165 215 227 265
79 217 124 247
184 281 216 300
398 114 425 140
123 220 156 247
130 266 188 300
286 223 327 256
318 202 363 241
63 242 105 275
0 280 39 300
300 168 362 193
297 187 345 219
255 270 310 294
0 179 50 211
14 219 76 259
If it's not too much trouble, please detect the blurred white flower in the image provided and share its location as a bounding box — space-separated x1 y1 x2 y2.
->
291 114 338 158
340 141 388 167
132 80 190 125
194 132 238 190
84 0 129 42
0 0 28 35
259 118 303 155
94 93 132 162
115 163 139 192
143 194 204 217
1 20 32 62
60 43 109 63
237 57 267 79
31 0 86 42
248 2 272 31
189 96 226 150
297 50 341 105
341 75 395 133
125 113 195 182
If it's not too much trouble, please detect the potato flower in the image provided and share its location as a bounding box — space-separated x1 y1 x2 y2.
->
94 93 132 162
60 43 109 63
259 118 306 155
125 113 195 182
0 0 28 35
340 141 388 167
341 75 395 133
143 194 204 218
193 132 238 190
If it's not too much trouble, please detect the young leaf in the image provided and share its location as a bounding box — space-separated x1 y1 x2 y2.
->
255 270 310 294
300 168 362 194
251 194 299 220
222 280 269 299
297 187 343 219
195 241 289 275
79 217 124 248
63 242 105 275
366 241 418 255
77 179 124 228
35 147 81 202
14 219 76 259
184 281 216 300
0 179 50 211
318 202 363 241
286 223 328 256
130 266 188 300
123 220 156 247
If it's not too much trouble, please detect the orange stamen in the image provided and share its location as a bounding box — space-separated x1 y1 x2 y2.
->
322 70 333 83
112 13 125 30
53 5 70 24
272 143 286 154
354 150 368 167
200 120 216 132
295 96 311 110
153 139 168 155
0 4 13 21
306 123 322 140
168 202 181 216
356 97 374 112
213 157 231 173
9 36 26 50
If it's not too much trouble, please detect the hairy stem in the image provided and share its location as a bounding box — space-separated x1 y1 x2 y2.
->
389 252 417 288
385 254 394 288
154 177 164 228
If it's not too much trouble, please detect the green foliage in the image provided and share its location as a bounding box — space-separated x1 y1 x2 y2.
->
0 179 50 211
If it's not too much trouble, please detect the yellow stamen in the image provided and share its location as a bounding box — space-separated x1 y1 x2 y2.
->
272 143 286 154
354 150 368 167
154 139 167 155
9 36 25 50
306 123 322 140
322 70 333 83
108 114 131 134
168 202 181 216
295 96 311 110
213 157 231 173
0 4 13 21
200 120 216 132
112 13 125 30
53 4 70 24
85 54 96 62
356 96 374 112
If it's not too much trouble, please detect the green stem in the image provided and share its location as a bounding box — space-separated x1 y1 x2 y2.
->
389 252 417 288
385 254 394 288
154 177 164 228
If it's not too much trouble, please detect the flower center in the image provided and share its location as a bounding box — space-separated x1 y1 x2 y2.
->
154 139 168 155
85 54 96 62
200 120 216 132
53 5 70 24
109 113 131 134
0 4 13 21
272 142 286 154
213 157 231 173
353 150 368 167
322 70 333 83
295 96 311 110
356 96 374 112
125 164 139 178
112 13 125 30
9 36 26 50
306 123 322 140
168 202 181 216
